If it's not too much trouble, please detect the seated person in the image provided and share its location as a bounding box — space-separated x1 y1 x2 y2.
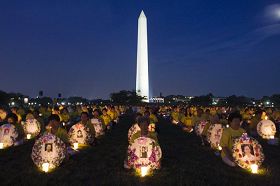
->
6 113 24 141
130 116 158 145
91 109 105 130
80 112 96 141
0 107 7 125
101 108 112 130
180 109 194 132
45 114 69 145
220 112 246 167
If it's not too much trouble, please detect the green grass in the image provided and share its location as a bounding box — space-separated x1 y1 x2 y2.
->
0 115 279 185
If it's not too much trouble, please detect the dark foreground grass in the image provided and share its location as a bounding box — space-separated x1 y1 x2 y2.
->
0 115 279 185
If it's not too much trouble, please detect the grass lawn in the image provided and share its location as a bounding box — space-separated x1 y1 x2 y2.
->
0 115 279 185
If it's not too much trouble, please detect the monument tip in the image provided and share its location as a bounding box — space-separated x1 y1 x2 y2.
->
139 10 146 17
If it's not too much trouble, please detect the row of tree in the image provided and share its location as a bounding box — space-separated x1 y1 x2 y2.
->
1 89 280 107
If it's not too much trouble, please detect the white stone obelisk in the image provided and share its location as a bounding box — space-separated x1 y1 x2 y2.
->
136 10 149 102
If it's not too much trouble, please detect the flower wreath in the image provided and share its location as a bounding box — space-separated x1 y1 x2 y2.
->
195 120 208 136
127 137 162 170
0 124 19 148
22 118 41 138
68 123 94 145
31 133 66 170
232 133 264 169
206 124 224 150
257 120 276 139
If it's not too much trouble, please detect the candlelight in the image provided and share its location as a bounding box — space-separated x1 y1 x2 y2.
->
270 135 275 139
218 145 222 151
140 166 149 177
250 164 258 174
27 134 31 139
42 163 49 173
73 143 79 150
0 143 4 149
265 116 268 120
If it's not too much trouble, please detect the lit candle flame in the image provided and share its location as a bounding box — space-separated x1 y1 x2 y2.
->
226 125 229 128
73 143 79 150
250 164 258 174
27 134 31 139
270 135 275 139
265 116 268 120
42 163 49 173
0 142 4 149
218 145 222 151
140 166 149 177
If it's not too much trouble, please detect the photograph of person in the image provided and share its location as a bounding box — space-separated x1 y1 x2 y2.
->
4 128 10 135
45 143 53 152
77 130 83 138
140 146 148 158
241 144 255 162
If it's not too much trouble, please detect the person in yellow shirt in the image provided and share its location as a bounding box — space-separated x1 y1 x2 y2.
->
171 106 182 124
220 112 246 167
60 108 70 123
249 110 262 136
144 110 158 124
107 106 119 124
80 112 96 143
101 108 112 130
45 114 69 145
130 116 159 145
0 107 7 125
180 108 194 132
11 107 22 123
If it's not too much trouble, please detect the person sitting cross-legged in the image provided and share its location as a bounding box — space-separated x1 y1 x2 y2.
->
220 112 246 167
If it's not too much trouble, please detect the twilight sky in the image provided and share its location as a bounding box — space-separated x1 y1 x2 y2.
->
1 0 280 99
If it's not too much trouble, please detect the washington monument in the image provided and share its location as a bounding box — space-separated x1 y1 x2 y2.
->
136 10 149 102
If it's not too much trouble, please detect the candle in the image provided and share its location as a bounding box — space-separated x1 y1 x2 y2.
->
27 134 31 139
226 125 229 128
270 135 275 139
42 163 49 173
265 116 268 120
0 143 3 149
218 145 222 151
73 143 79 150
250 164 258 174
140 166 149 177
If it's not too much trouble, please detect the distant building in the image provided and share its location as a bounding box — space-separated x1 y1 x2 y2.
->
150 97 164 103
